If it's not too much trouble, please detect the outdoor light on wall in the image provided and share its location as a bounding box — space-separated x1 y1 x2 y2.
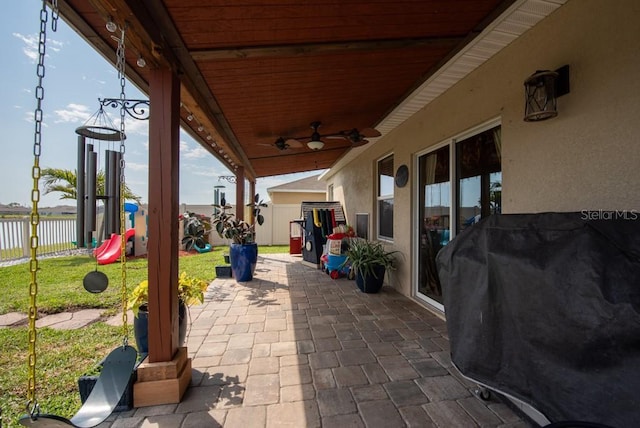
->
524 65 570 122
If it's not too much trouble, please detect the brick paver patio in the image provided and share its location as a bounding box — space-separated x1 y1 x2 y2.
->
105 253 531 427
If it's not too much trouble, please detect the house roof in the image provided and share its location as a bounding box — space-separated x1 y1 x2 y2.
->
267 174 326 194
54 0 566 180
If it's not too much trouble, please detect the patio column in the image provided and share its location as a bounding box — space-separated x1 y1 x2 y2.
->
236 166 245 221
250 179 257 224
134 67 191 408
146 67 180 363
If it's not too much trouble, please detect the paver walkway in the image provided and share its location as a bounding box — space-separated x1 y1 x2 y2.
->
102 253 530 427
1 253 531 427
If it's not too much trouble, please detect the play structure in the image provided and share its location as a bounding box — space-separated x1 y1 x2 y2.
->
18 6 138 426
94 228 135 265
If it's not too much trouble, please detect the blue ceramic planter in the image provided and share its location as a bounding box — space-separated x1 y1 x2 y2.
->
230 242 258 282
133 301 187 354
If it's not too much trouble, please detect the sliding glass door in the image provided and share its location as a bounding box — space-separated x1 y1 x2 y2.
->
416 125 501 307
417 145 450 304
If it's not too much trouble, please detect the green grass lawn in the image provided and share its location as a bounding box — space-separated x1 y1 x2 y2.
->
0 244 287 427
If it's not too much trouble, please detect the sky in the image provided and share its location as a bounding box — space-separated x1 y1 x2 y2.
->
1 1 319 208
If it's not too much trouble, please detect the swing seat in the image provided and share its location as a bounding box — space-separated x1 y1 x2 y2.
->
20 345 137 428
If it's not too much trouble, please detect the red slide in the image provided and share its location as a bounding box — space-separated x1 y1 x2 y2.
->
96 229 135 265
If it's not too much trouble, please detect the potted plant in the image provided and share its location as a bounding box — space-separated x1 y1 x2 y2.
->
180 211 212 253
212 194 267 282
342 238 400 293
128 272 208 354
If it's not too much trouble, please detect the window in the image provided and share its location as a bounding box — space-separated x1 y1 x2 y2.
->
355 213 369 240
377 154 394 240
456 126 502 232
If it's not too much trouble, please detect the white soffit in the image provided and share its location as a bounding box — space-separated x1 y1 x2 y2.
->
377 0 568 135
323 0 567 180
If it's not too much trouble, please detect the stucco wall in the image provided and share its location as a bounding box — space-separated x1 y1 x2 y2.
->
270 191 325 205
325 0 640 300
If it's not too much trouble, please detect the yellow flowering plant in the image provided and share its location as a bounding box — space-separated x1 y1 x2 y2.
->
128 272 208 317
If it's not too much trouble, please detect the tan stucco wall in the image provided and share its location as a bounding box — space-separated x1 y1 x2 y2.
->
270 191 326 205
325 0 640 300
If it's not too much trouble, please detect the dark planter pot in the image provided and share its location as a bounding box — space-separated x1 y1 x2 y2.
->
355 265 386 293
134 301 188 354
230 242 258 282
78 351 138 412
78 370 136 412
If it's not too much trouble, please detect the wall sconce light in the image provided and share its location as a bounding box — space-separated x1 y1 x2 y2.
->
524 65 570 122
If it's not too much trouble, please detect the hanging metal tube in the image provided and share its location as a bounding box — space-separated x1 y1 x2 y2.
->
86 148 97 245
76 135 86 248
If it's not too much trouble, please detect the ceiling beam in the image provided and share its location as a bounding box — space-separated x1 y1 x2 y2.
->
121 0 257 180
191 37 465 61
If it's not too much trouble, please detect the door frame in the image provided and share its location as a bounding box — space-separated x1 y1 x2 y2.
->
412 117 502 312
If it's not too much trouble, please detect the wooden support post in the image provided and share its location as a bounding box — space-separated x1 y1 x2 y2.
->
147 67 180 363
236 166 245 221
249 179 256 225
136 67 191 407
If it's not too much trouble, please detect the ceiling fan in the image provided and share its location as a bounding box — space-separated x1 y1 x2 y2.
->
265 121 381 151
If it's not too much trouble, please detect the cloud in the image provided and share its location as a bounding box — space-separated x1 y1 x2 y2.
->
13 32 38 62
13 33 63 63
124 161 148 172
53 103 91 123
180 140 209 159
22 110 48 127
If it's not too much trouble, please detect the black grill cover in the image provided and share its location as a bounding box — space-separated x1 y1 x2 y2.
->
436 212 640 427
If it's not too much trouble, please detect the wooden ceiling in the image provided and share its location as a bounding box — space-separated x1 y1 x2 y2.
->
56 0 514 180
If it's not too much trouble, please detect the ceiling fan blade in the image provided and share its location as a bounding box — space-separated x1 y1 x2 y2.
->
325 135 348 140
359 128 381 138
285 138 304 148
351 139 370 147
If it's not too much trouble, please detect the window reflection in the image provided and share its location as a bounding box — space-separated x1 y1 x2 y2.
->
417 126 502 305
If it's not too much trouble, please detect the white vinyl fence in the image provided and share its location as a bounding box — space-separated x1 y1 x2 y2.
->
1 204 303 261
0 217 77 261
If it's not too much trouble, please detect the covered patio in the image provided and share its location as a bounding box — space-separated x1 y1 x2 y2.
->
106 254 527 427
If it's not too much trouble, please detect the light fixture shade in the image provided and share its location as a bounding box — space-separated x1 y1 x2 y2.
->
307 140 324 150
524 70 559 122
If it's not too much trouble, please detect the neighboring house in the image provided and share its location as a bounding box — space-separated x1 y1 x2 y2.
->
323 0 640 314
0 204 30 216
266 174 326 205
262 174 327 245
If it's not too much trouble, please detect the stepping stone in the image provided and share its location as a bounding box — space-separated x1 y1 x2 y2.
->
0 312 27 327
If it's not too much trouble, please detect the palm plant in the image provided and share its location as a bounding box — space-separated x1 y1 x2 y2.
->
41 167 142 203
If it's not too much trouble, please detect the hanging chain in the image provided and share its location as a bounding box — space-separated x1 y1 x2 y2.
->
116 24 130 346
26 0 59 415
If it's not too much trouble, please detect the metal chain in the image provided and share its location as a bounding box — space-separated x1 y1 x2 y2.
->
26 0 58 415
116 24 130 346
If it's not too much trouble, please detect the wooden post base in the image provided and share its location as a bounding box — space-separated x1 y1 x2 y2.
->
133 347 192 407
